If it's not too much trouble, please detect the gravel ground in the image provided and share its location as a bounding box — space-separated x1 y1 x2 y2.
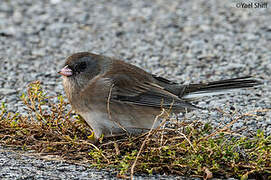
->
0 0 270 179
0 147 189 180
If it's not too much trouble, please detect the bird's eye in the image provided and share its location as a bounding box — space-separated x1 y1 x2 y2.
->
75 62 87 72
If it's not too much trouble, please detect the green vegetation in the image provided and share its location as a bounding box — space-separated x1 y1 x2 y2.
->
0 81 270 179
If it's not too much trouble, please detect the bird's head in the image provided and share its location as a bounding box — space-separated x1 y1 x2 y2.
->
59 52 105 90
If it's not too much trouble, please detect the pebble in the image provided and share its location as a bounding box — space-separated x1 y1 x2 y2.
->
0 88 17 96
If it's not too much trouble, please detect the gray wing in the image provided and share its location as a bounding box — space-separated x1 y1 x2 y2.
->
109 73 199 110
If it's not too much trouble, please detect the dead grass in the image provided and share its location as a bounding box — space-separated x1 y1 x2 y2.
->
0 81 270 179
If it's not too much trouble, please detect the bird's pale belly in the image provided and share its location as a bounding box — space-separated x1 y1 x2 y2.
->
80 103 162 139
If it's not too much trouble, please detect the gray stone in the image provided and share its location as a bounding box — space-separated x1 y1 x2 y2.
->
0 88 17 95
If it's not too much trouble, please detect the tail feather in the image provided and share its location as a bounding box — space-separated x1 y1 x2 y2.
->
182 76 262 99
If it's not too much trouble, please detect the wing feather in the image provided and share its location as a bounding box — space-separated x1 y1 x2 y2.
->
103 63 198 110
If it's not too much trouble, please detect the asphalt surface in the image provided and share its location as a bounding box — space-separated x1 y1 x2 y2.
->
0 0 270 179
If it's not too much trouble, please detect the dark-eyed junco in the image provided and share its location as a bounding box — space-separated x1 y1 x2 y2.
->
59 52 262 139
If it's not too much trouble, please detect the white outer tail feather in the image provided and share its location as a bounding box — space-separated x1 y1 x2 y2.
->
183 88 249 99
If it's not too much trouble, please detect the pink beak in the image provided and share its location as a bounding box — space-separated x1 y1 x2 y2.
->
58 65 73 77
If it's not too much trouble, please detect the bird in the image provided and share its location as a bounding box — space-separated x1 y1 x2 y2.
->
59 52 262 140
